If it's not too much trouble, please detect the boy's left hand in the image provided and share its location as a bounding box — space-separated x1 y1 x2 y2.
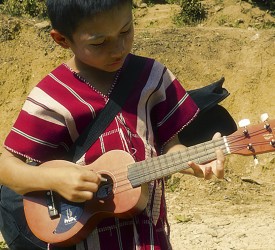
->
187 132 225 179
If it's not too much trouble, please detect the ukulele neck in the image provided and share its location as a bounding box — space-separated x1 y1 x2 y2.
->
128 137 229 188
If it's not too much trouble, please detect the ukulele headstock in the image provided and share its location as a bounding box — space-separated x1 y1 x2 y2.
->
227 113 275 157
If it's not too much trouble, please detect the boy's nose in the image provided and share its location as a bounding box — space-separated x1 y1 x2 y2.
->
111 37 126 57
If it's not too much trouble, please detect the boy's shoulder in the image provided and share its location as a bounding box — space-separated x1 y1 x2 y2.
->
36 63 72 88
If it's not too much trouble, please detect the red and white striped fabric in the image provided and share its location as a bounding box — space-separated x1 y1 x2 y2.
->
4 54 199 250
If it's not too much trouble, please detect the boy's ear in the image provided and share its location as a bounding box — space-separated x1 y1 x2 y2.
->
50 29 71 49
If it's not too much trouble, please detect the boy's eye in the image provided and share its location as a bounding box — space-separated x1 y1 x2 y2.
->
121 25 132 34
91 42 104 46
90 39 105 46
121 28 130 34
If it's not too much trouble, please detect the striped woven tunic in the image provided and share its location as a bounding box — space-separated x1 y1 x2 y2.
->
4 54 198 250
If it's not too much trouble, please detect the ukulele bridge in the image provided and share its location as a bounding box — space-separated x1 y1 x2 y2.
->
46 190 59 218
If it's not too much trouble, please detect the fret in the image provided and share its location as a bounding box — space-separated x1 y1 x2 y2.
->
159 153 166 179
186 146 191 164
204 142 210 162
167 153 177 175
194 144 201 164
187 145 206 163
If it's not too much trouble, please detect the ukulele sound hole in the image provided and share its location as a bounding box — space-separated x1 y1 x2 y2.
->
96 174 113 199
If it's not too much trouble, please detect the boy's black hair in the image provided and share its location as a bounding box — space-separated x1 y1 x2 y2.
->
46 0 133 41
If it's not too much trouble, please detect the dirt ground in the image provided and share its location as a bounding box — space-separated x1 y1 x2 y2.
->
1 1 275 249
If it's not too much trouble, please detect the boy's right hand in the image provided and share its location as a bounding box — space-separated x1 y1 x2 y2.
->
40 160 102 203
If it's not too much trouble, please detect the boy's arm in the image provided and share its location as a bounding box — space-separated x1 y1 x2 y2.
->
162 134 224 179
0 148 101 202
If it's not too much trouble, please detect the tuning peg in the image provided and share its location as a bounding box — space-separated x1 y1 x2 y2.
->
253 155 259 166
238 119 250 135
260 113 270 130
238 119 250 127
260 113 269 122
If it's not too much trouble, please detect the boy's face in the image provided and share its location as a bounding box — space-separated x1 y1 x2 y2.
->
65 3 134 73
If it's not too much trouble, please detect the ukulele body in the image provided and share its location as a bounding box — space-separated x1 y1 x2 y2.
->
23 150 149 247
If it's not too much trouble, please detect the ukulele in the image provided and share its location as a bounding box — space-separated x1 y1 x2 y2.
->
23 115 275 247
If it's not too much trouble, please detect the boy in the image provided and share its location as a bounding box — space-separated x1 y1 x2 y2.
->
0 0 224 249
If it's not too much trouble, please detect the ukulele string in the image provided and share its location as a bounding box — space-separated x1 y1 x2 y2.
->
108 138 226 193
226 127 274 154
126 138 226 182
100 137 223 184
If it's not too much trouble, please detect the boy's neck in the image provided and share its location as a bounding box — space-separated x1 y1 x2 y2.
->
67 57 118 95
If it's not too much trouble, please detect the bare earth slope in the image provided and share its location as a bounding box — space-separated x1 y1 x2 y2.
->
0 1 275 249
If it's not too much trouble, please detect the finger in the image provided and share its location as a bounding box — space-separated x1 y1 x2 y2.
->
204 166 213 180
212 132 221 140
72 191 94 203
188 161 203 178
98 174 108 183
77 181 99 193
80 191 94 200
215 149 225 179
81 170 102 184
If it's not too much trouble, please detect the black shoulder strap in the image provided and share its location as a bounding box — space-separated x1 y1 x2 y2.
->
68 55 146 163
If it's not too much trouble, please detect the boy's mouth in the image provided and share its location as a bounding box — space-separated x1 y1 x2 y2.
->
109 58 124 66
